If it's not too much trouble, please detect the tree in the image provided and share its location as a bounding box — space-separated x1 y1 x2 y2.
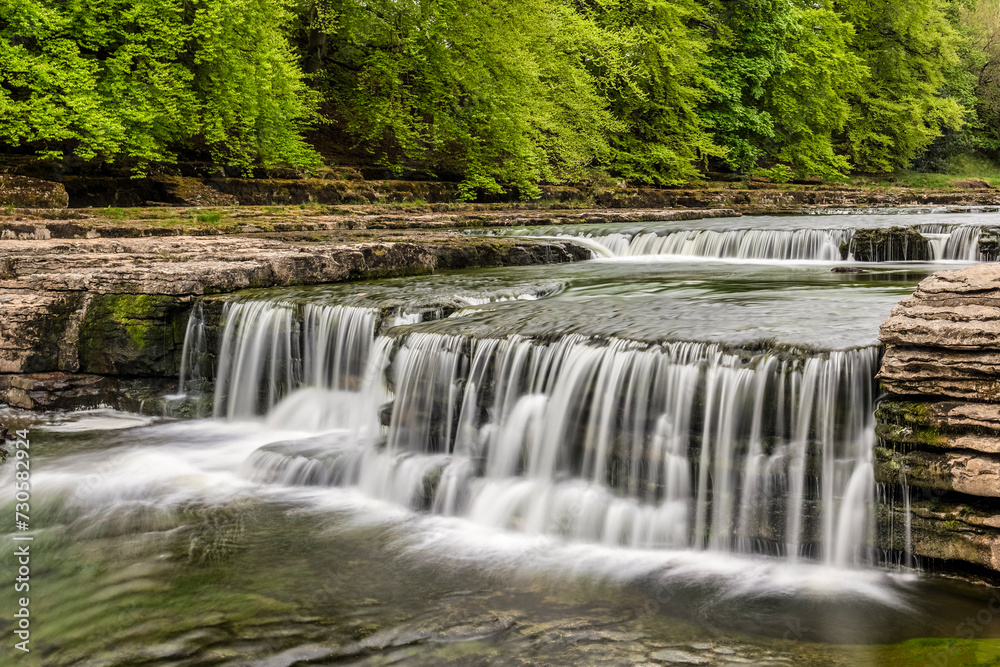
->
581 0 723 185
759 2 865 178
834 0 966 172
698 0 797 172
0 0 318 172
308 0 619 199
952 0 1000 163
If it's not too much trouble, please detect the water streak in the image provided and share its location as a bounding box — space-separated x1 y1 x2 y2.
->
217 305 881 567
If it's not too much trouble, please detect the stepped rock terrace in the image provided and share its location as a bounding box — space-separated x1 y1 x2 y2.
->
4 205 1000 664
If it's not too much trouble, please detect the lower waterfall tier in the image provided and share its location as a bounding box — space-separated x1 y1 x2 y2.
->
181 294 883 567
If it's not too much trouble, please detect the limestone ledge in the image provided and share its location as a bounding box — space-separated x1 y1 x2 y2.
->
875 446 1000 498
0 235 590 390
877 263 1000 573
2 372 176 413
880 264 1000 400
878 498 1000 572
0 207 741 240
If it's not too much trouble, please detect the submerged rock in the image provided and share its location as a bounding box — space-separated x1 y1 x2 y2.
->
649 648 710 664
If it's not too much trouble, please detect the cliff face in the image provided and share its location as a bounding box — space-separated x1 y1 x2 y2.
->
877 264 1000 573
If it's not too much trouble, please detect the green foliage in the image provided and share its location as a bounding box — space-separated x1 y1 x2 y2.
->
761 3 865 178
583 0 723 184
0 0 319 172
955 0 1000 162
311 0 620 199
193 211 224 224
104 206 127 221
699 0 797 172
1 0 996 188
835 0 967 172
756 164 793 184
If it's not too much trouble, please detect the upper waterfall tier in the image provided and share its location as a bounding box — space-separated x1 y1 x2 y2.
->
474 213 997 261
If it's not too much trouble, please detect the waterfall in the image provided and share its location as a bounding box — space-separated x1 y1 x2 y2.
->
211 300 378 419
574 228 853 260
203 299 882 566
935 225 985 262
540 224 989 261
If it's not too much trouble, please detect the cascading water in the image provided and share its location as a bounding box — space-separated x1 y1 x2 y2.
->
492 219 994 261
182 295 881 568
17 211 1000 665
573 228 854 260
918 223 985 260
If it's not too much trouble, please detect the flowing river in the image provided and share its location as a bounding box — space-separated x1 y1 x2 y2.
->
3 211 1000 665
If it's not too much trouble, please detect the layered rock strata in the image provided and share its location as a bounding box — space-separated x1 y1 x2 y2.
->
0 207 740 240
0 234 589 410
877 264 1000 572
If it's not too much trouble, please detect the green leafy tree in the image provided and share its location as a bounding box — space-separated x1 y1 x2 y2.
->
304 0 621 199
580 0 722 185
934 0 1000 165
759 3 866 178
0 0 318 172
834 0 967 172
698 0 797 172
697 0 865 178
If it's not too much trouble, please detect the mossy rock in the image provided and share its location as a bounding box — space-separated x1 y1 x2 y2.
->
844 227 930 262
0 174 69 208
874 400 948 449
78 294 193 376
979 227 1000 261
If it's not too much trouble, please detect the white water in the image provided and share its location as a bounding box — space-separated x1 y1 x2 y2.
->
538 224 988 261
182 299 881 568
576 228 853 260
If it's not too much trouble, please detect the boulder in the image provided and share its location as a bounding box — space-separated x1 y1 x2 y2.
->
0 175 69 208
843 226 930 262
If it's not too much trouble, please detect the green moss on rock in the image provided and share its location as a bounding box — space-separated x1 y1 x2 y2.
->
78 294 192 376
875 400 947 449
844 227 930 262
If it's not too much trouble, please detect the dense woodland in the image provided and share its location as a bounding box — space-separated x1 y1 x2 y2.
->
3 0 1000 197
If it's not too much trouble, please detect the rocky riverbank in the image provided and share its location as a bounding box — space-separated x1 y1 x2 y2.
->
5 166 1000 213
877 264 1000 574
0 230 592 411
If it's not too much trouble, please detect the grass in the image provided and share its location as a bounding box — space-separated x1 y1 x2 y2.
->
846 155 1000 190
104 206 127 220
193 211 223 224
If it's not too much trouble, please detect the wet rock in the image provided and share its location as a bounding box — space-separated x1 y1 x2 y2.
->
0 175 69 208
378 402 394 427
876 400 1000 454
78 294 191 376
844 226 930 262
980 228 1000 261
874 446 1000 498
4 372 108 411
878 263 1000 573
877 497 1000 571
649 649 710 664
431 238 591 269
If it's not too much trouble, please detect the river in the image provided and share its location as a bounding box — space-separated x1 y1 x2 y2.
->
3 210 1000 665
